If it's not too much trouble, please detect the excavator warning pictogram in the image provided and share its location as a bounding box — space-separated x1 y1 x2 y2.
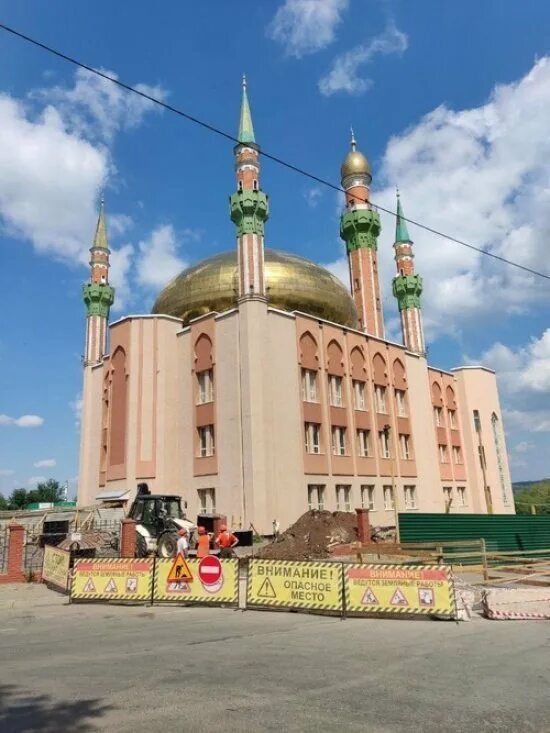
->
257 577 277 599
361 587 379 605
83 577 96 593
167 553 193 583
104 578 118 593
390 587 408 606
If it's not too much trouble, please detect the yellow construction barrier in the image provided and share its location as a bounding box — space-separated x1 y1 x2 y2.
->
71 558 154 601
247 559 343 612
344 564 456 617
154 556 238 604
42 545 70 592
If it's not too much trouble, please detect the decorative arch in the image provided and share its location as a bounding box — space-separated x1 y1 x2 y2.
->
392 358 407 390
194 333 213 371
431 381 443 406
327 340 344 376
350 346 367 380
445 385 457 409
372 352 388 386
299 331 319 370
109 346 127 467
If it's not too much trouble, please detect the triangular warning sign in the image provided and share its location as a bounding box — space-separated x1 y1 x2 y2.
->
83 577 96 593
104 578 117 593
390 587 408 606
167 552 193 583
257 577 276 599
361 587 379 605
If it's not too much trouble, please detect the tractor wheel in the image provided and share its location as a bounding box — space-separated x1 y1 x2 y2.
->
136 534 148 558
157 532 177 558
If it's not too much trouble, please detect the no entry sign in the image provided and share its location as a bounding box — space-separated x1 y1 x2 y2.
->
199 556 222 589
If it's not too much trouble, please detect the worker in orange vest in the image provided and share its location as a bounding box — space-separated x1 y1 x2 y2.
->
215 524 239 558
196 526 210 559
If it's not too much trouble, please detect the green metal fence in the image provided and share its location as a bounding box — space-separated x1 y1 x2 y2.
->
399 513 550 554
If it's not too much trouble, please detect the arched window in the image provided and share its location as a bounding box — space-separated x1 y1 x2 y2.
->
491 413 509 505
327 340 344 376
109 347 127 467
299 332 318 370
194 334 213 371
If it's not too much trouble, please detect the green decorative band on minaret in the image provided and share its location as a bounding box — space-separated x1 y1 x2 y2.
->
340 208 381 253
392 274 423 311
83 282 115 318
230 190 269 236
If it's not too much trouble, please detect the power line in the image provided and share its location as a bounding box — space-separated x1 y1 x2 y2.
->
1 21 549 283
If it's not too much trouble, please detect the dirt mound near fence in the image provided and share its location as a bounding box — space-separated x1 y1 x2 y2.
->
256 510 357 561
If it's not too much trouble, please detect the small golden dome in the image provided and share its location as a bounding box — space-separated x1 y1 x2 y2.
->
341 149 371 180
152 248 358 328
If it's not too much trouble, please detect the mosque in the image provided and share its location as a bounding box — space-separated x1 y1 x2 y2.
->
77 79 514 532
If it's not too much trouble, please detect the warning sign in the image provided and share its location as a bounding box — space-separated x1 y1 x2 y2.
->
71 559 153 602
167 553 193 583
42 545 70 592
344 564 456 618
154 558 238 604
247 560 343 612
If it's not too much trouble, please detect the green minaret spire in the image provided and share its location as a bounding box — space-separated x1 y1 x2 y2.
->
238 74 256 144
395 188 411 243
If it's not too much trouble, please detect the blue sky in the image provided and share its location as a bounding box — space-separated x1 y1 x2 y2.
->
1 0 549 496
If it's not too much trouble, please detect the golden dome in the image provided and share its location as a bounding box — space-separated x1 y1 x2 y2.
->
341 149 371 180
152 248 358 328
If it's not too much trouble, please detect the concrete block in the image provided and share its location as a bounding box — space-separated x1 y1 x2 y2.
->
483 587 550 620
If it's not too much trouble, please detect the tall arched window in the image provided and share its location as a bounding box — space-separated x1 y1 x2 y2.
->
491 413 509 505
109 347 127 467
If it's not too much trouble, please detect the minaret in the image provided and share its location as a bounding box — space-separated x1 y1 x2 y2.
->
392 190 425 355
82 197 115 365
340 130 384 337
230 75 269 299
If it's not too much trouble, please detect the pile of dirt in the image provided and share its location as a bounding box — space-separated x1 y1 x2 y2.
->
256 510 357 561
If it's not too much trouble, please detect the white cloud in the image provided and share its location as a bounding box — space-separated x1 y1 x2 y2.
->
136 225 191 290
109 242 135 312
268 0 348 58
323 57 550 340
0 414 44 428
304 186 323 208
70 395 83 428
319 22 408 96
0 469 15 477
514 441 534 454
34 459 56 468
28 476 46 486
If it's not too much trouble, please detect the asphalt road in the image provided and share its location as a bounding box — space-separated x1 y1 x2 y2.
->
0 586 548 732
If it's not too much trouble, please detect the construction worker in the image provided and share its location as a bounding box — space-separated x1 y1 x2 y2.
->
215 524 239 558
196 526 210 559
176 527 189 559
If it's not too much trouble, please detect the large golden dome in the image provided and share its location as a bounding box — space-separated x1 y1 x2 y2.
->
341 150 371 180
152 248 358 328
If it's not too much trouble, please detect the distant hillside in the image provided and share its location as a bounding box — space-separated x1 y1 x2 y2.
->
512 479 550 494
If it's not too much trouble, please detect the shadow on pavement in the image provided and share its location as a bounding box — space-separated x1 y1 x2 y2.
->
0 684 113 732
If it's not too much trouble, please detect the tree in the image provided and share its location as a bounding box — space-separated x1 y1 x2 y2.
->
514 481 550 515
7 480 65 510
8 488 28 510
0 494 8 511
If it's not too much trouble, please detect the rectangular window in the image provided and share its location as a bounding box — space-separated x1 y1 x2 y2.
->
301 369 317 402
307 485 325 510
336 484 352 512
383 485 394 511
357 429 370 457
452 445 463 464
197 488 216 513
457 486 467 506
395 389 407 417
304 422 321 454
353 380 366 410
399 434 411 460
332 426 346 456
439 444 448 463
361 485 375 511
443 486 453 504
434 406 443 427
404 485 417 510
198 425 215 457
473 409 482 433
379 430 391 459
374 385 387 413
329 375 343 407
448 409 456 429
197 369 213 404
478 445 486 469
